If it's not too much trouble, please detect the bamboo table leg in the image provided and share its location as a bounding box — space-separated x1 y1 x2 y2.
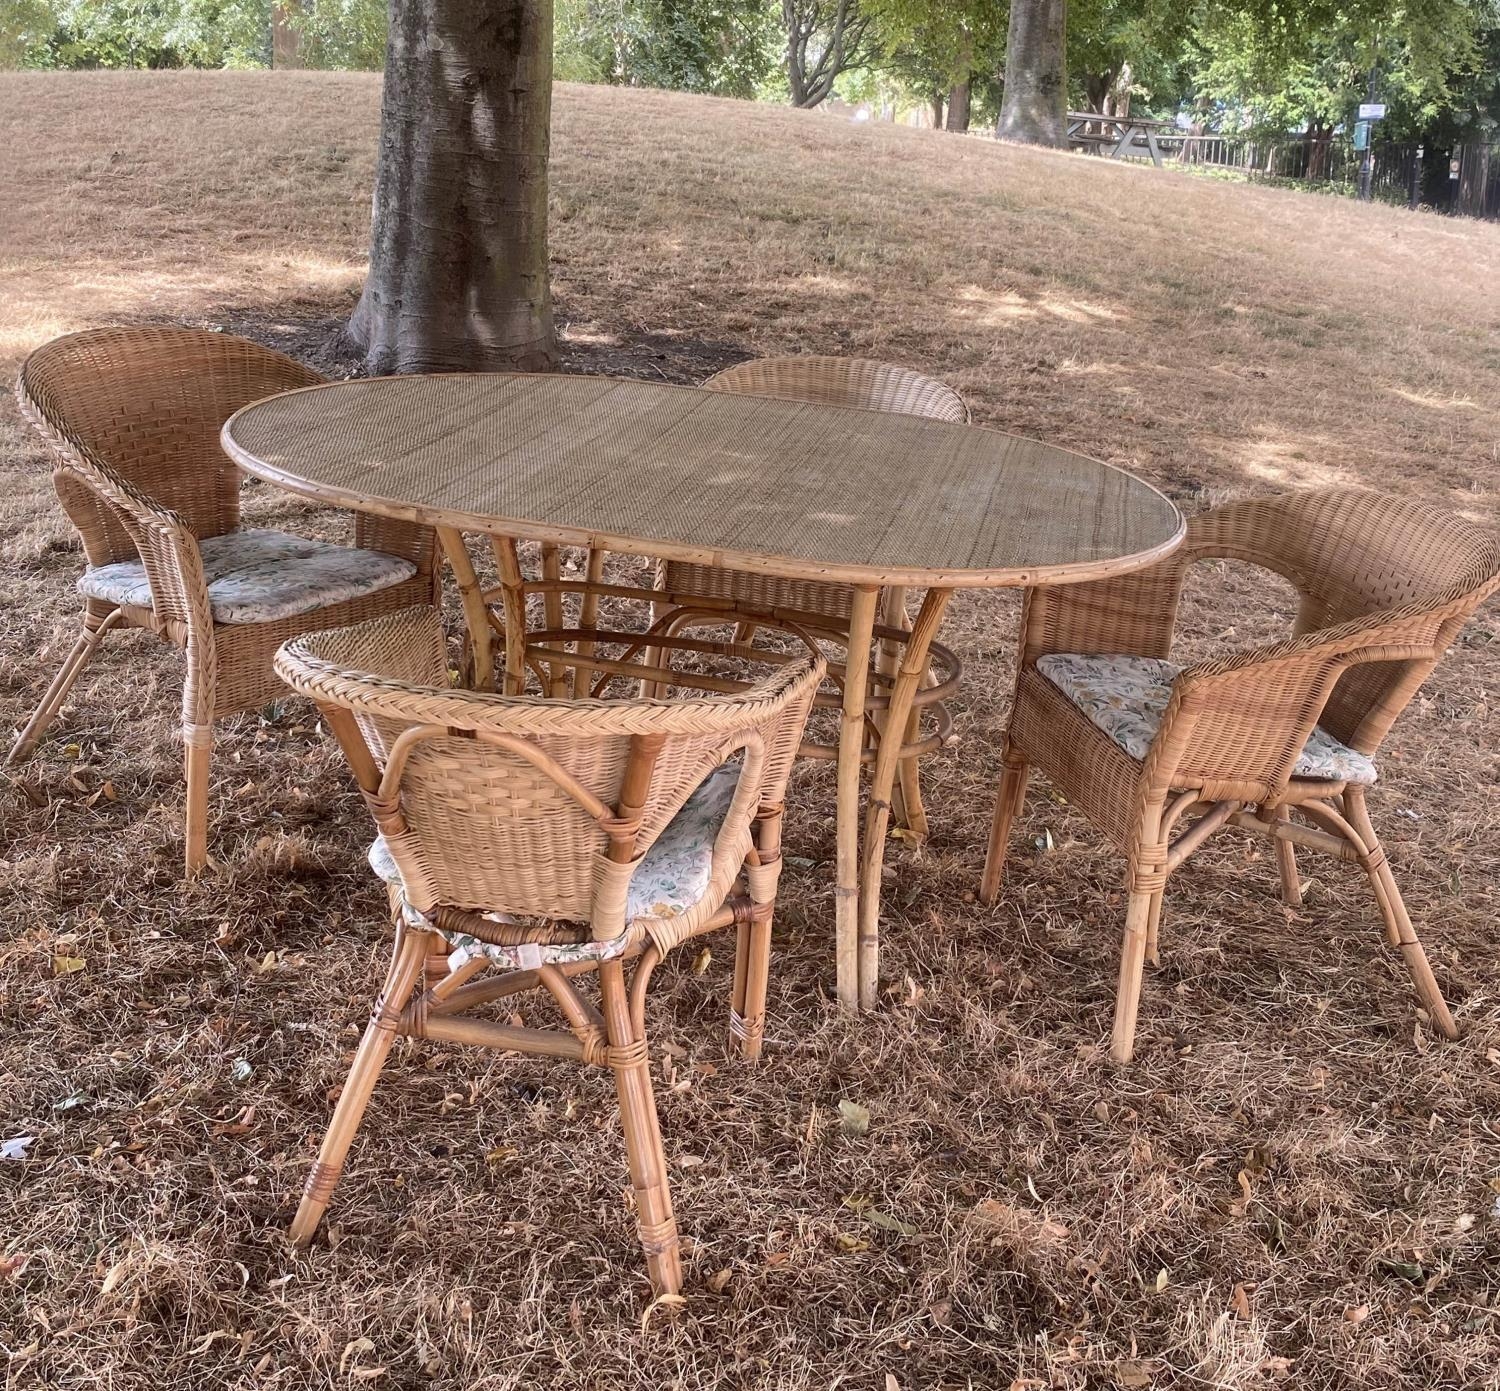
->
856 588 953 1010
490 536 528 696
436 526 494 693
835 586 880 1010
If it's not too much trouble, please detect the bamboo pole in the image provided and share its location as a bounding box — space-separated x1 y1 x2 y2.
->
835 586 879 1009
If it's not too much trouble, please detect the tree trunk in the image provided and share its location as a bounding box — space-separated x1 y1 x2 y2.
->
997 0 1068 148
348 0 557 375
930 94 944 128
946 33 972 132
271 4 301 68
945 78 971 132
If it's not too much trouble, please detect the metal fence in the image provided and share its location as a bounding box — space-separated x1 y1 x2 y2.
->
1142 133 1500 219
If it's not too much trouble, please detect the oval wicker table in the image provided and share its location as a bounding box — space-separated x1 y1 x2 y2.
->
223 373 1184 1011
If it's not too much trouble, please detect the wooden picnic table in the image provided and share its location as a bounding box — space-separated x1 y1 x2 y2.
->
223 373 1183 1011
1067 111 1183 168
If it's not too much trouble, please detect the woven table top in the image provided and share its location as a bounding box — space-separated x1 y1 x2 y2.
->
223 374 1183 588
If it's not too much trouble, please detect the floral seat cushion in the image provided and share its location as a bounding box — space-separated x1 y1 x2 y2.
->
368 763 742 970
78 528 418 626
1036 653 1377 785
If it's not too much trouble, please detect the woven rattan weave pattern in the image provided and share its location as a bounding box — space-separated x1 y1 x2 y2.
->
980 487 1500 1064
11 327 439 874
222 374 1183 588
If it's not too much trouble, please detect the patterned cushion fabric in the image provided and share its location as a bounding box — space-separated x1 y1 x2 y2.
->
367 762 743 970
78 527 417 625
1036 653 1377 785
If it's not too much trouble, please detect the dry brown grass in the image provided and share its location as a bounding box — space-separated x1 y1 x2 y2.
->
4 71 1500 1390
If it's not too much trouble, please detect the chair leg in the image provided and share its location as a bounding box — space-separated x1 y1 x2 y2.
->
599 959 681 1295
1343 789 1459 1040
979 742 1029 904
730 912 773 1061
7 610 122 765
1274 812 1303 907
893 719 929 838
290 926 431 1245
1144 889 1165 969
183 725 213 875
1110 886 1158 1065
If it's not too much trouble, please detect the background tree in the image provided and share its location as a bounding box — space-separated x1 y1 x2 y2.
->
781 0 875 108
556 0 777 98
997 0 1068 146
864 0 1005 131
1188 0 1486 139
348 0 557 373
1069 0 1190 116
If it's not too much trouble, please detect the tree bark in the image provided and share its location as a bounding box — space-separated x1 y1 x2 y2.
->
271 4 301 69
997 0 1068 148
783 0 869 109
945 78 970 131
348 0 557 375
930 94 944 128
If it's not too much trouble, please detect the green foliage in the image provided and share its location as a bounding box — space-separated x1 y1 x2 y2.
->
17 0 270 68
864 0 1004 102
5 0 386 71
1188 1 1490 136
556 0 778 97
293 0 384 70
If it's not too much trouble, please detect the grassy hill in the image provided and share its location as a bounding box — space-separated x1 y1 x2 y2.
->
2 72 1499 1391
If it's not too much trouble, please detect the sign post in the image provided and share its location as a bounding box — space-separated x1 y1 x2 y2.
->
1357 70 1383 201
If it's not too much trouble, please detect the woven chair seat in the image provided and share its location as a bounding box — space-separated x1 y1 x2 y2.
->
1037 653 1377 785
78 528 418 625
368 763 743 968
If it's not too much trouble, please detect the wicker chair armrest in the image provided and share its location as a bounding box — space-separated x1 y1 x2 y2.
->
1020 561 1189 665
354 512 439 573
55 450 214 632
276 606 828 741
1145 601 1457 795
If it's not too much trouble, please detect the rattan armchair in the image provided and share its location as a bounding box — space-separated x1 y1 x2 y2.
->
274 605 822 1294
10 327 438 872
654 355 970 832
979 487 1500 1064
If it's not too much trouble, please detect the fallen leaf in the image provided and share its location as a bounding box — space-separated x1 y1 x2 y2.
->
188 1330 240 1356
1378 1258 1424 1283
691 947 711 975
837 1099 870 1136
100 1258 130 1295
1117 1359 1152 1388
1345 1304 1370 1324
340 1337 375 1374
485 1146 519 1166
1230 1282 1253 1320
1 1252 31 1281
53 955 87 976
1154 1267 1170 1292
834 1232 871 1252
885 1375 901 1391
639 1291 687 1333
868 1209 921 1237
706 1267 732 1294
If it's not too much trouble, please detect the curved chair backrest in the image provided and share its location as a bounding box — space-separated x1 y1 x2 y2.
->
17 327 325 566
1179 488 1500 754
275 607 823 923
703 356 969 423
